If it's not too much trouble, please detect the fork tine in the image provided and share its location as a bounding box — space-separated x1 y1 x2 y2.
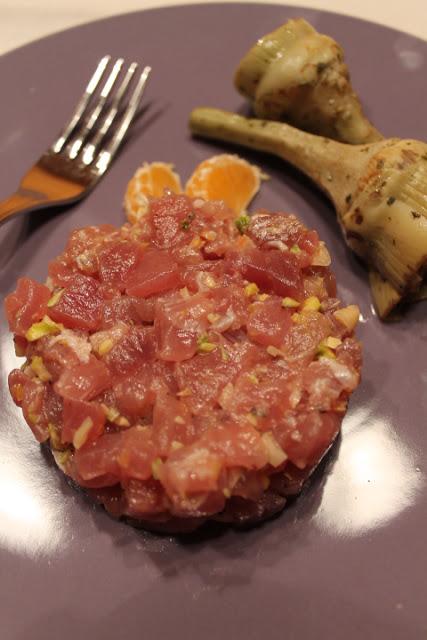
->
81 62 138 166
52 55 110 154
68 58 124 159
95 65 152 175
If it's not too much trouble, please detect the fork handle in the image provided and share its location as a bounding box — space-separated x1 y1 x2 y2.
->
0 190 47 225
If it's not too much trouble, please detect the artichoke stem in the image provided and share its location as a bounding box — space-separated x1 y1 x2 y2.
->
189 107 382 218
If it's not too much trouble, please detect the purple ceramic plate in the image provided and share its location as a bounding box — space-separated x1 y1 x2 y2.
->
0 4 426 639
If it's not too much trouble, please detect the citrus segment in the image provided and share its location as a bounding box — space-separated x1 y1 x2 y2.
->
185 154 264 213
124 162 183 224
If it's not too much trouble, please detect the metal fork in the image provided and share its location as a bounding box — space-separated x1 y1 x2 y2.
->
0 56 151 226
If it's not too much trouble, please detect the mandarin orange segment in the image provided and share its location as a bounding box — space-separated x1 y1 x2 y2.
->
124 162 183 224
185 154 264 213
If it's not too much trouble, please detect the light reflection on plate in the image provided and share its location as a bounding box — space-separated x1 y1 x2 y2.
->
0 335 68 556
0 453 67 556
315 407 424 536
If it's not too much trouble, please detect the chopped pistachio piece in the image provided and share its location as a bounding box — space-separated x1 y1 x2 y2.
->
14 384 24 402
190 236 204 249
197 334 217 353
282 296 300 308
323 336 342 349
72 417 94 450
262 432 288 467
316 343 336 359
101 404 120 422
28 412 39 425
30 356 52 382
180 286 191 299
199 342 217 353
207 313 221 324
202 274 217 288
48 422 67 451
246 412 258 426
47 288 64 307
290 244 301 254
266 345 285 358
55 449 71 467
201 229 217 241
247 373 259 384
335 400 348 412
177 387 192 397
25 316 62 342
291 312 303 323
311 241 331 266
334 305 360 332
98 338 114 356
301 296 321 312
151 457 163 480
219 345 230 362
115 416 130 428
245 282 259 296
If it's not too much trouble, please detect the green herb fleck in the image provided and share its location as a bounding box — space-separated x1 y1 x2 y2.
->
290 244 301 254
387 196 396 206
235 214 251 235
181 212 195 230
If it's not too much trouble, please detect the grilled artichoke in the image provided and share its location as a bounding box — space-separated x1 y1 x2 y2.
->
189 107 427 318
234 18 382 146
